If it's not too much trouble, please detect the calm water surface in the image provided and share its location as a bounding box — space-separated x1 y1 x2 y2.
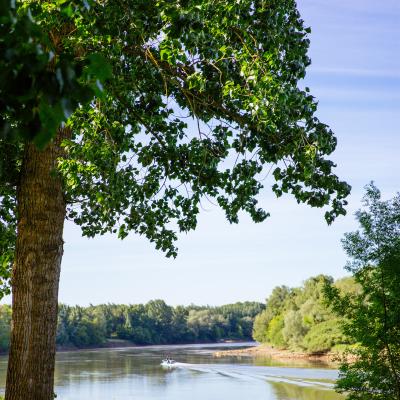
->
0 343 344 399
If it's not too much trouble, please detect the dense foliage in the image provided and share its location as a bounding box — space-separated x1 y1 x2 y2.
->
0 0 351 287
326 184 400 400
252 275 359 353
0 0 110 146
0 301 263 351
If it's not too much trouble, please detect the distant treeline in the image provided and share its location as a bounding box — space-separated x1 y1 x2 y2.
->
0 301 264 352
252 275 360 353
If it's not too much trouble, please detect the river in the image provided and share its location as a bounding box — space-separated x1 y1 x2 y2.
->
0 343 344 399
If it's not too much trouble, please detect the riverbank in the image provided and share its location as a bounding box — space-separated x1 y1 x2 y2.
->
214 344 353 363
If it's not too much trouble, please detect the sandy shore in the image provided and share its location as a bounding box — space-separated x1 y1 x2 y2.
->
214 344 350 363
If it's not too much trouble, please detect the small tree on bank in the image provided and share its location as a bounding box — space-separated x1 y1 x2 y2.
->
1 1 350 399
326 184 400 400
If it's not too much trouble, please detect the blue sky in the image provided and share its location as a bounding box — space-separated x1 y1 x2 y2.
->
55 1 400 306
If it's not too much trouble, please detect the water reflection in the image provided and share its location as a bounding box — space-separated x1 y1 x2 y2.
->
270 381 344 400
0 343 345 399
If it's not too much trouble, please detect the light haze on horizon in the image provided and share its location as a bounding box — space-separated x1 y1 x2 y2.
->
8 0 400 307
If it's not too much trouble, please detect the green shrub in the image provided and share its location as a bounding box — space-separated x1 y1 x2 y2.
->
252 309 270 343
302 319 348 353
282 310 307 350
267 315 286 348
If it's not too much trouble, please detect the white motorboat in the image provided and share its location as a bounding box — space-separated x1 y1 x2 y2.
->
161 359 177 367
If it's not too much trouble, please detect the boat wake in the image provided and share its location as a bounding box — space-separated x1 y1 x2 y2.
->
167 362 337 390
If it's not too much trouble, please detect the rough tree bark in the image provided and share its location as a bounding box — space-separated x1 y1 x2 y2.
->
5 129 69 400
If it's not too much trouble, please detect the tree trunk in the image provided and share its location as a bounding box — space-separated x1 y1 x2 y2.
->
5 130 69 400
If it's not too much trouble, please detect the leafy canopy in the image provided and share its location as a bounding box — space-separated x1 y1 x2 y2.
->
1 0 350 284
60 0 350 253
0 0 112 146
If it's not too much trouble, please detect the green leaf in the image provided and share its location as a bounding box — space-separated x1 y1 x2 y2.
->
86 53 113 81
